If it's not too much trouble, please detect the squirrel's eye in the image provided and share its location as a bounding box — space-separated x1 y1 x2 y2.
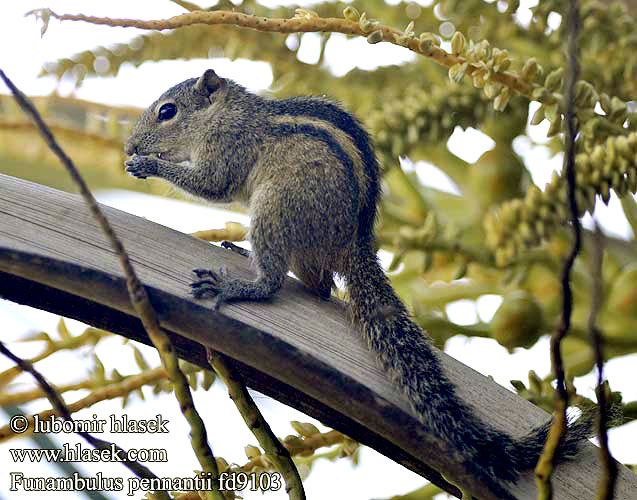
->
157 103 177 121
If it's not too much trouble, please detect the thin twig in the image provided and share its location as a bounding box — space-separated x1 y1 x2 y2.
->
232 429 346 473
0 341 168 498
588 224 618 500
0 68 223 500
29 8 533 95
0 380 93 406
534 1 581 498
0 328 108 387
207 348 306 500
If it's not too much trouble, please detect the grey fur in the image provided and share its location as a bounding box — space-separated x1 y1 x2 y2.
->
125 69 593 498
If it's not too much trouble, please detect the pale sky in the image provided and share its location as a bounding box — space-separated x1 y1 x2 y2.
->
1 1 636 499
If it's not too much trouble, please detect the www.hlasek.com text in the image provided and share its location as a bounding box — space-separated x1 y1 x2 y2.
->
10 442 167 463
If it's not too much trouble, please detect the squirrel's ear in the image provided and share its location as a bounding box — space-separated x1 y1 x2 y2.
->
195 69 223 96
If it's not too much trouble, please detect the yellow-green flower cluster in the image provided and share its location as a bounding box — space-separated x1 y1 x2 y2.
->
367 83 486 163
485 132 637 265
447 33 513 111
442 27 633 143
530 0 637 100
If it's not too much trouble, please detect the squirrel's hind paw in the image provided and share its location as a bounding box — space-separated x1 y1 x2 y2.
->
190 267 234 310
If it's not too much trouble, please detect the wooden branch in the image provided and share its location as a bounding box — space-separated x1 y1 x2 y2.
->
0 173 635 499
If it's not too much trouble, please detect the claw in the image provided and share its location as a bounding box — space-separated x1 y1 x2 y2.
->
221 241 251 258
192 268 215 279
190 279 215 288
190 266 233 305
190 282 221 298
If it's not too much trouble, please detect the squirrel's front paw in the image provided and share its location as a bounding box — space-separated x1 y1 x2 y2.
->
125 155 159 179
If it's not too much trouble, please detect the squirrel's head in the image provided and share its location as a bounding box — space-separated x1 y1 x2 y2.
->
124 69 226 162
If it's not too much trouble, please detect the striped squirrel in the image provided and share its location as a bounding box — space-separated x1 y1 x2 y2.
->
124 69 591 498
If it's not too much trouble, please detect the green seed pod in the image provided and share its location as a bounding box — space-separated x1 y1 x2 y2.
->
507 0 520 13
495 248 508 267
575 189 588 216
528 370 543 395
576 170 586 186
367 30 384 44
575 153 590 171
216 457 229 473
605 137 616 175
562 337 595 377
590 144 605 171
617 157 629 176
493 87 511 111
465 41 478 63
599 93 612 114
359 12 372 32
611 108 628 125
546 114 562 136
291 421 320 437
590 167 601 186
607 263 637 318
418 33 439 54
585 185 597 209
245 445 261 459
495 57 511 72
472 68 488 88
544 68 564 92
577 108 596 122
544 103 559 122
555 201 568 219
395 33 412 47
453 259 468 280
201 369 215 390
519 221 533 241
492 48 510 72
530 105 545 125
490 291 544 350
483 80 501 99
611 96 627 114
615 172 627 196
451 31 466 55
283 435 304 447
343 6 360 21
521 57 539 81
575 80 597 108
423 252 433 272
616 135 631 158
419 38 434 53
628 168 637 192
448 62 468 83
422 211 438 240
535 219 547 238
388 251 404 272
600 181 611 204
531 86 551 102
526 185 542 206
476 39 491 60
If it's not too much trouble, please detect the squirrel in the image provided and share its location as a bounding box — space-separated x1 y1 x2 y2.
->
125 69 592 498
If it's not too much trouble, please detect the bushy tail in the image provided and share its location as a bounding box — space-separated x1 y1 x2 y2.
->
345 244 593 496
